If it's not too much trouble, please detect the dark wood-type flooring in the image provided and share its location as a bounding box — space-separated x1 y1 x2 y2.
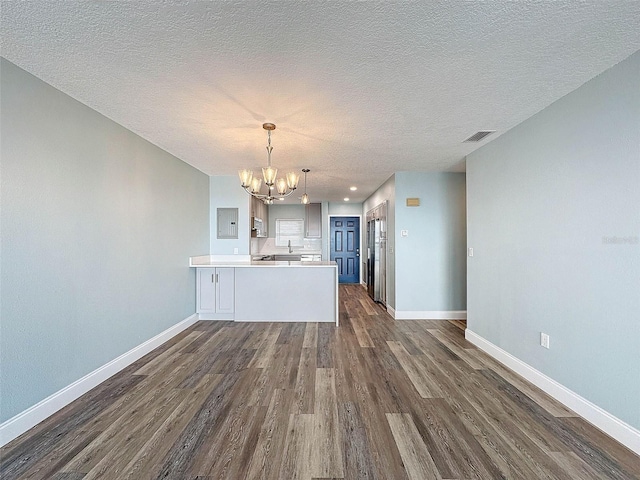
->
2 284 639 479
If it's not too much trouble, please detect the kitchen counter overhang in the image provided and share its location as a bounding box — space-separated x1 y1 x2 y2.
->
190 255 339 325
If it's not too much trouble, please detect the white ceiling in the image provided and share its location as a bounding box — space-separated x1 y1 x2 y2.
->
2 1 639 203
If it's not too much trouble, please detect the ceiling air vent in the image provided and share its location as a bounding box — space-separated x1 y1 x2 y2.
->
464 130 495 142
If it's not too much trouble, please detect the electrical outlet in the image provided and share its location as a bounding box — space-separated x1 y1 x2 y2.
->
468 247 474 257
540 332 550 349
233 247 238 254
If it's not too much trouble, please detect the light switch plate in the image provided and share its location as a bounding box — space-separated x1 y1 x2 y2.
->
401 230 408 237
540 332 550 349
468 247 474 257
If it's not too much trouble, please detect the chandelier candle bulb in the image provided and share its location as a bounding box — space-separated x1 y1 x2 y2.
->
238 169 253 188
251 177 262 194
276 178 287 195
287 171 300 189
262 166 277 186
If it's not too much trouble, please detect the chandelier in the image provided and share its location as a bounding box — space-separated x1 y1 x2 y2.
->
238 123 300 205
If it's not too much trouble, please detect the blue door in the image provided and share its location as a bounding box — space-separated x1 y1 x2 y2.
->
330 217 360 283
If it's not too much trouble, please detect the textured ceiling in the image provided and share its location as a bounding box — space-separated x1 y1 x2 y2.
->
2 1 639 203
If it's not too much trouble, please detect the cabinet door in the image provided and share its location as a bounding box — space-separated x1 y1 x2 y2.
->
197 268 216 313
215 267 235 314
305 203 322 238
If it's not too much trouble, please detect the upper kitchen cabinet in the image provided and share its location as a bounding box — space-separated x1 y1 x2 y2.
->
250 196 269 237
305 203 322 238
250 196 260 219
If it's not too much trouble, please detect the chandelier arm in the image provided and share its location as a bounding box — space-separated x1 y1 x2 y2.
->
243 184 297 200
242 185 269 199
277 188 297 198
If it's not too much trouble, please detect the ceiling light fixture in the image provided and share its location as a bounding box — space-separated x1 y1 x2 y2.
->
350 186 357 191
238 123 300 205
344 197 350 202
301 169 311 205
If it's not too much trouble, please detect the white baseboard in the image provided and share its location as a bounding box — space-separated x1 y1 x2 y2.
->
387 305 396 317
0 313 199 447
393 310 467 320
465 329 640 455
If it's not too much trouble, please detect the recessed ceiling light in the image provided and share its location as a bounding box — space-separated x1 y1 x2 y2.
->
349 186 357 191
344 197 350 202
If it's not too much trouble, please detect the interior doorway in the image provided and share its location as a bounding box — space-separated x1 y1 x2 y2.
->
330 216 360 283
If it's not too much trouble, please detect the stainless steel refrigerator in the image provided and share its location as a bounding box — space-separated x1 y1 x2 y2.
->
366 202 387 304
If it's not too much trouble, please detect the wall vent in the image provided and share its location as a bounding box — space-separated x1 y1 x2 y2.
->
464 130 495 142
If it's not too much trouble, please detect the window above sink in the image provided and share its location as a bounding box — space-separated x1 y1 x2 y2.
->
275 219 304 247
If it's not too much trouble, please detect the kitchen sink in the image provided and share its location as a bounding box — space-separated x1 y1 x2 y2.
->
273 255 301 261
253 254 320 262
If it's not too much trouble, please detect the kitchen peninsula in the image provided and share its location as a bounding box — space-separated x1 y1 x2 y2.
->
190 255 339 325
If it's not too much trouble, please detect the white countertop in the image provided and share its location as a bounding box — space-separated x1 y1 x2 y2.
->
257 250 322 255
203 261 336 268
190 255 336 268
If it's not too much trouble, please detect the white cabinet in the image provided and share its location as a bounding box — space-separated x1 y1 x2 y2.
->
305 203 322 238
198 268 217 312
193 264 339 324
215 267 235 314
196 267 235 319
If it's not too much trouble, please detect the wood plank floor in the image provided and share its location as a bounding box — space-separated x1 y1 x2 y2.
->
2 284 639 479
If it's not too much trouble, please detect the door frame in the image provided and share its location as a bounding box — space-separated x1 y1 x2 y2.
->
327 214 363 284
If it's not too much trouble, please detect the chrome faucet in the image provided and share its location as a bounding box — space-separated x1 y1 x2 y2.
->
288 240 293 253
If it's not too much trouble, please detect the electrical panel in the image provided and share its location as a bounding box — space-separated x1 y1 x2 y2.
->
217 208 238 239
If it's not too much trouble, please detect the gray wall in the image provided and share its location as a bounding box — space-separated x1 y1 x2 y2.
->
466 51 639 429
210 176 250 255
364 174 396 308
394 172 467 312
0 59 210 423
